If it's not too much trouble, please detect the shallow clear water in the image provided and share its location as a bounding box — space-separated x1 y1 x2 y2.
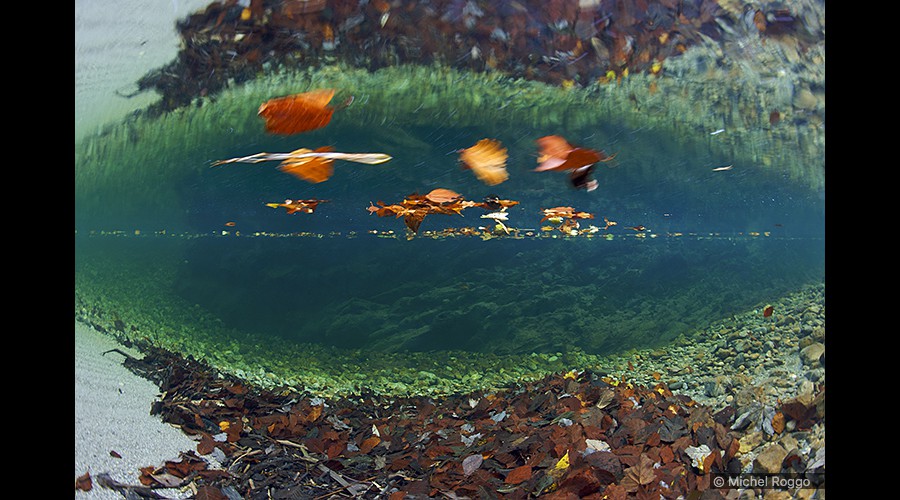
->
75 1 824 395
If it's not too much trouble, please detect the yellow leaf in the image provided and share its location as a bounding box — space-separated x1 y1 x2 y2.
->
554 451 570 471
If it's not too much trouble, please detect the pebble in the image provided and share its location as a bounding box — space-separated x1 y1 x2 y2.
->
704 380 725 397
739 431 764 454
753 443 788 474
799 342 825 367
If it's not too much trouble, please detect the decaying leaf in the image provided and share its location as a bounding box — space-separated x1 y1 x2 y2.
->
505 464 532 484
621 454 656 492
75 472 92 492
360 436 381 454
771 411 785 434
258 89 337 135
595 388 615 409
459 138 509 186
462 454 483 476
585 439 611 453
685 444 712 472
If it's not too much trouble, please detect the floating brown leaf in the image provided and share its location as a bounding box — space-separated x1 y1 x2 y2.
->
459 138 509 186
258 89 337 135
425 188 463 204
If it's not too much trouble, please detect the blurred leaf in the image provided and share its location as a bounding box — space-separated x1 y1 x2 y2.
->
258 89 336 135
278 147 335 183
459 138 509 186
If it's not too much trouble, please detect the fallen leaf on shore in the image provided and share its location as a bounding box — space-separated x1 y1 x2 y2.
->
360 436 381 454
75 472 92 491
621 454 656 492
462 454 483 476
772 411 785 434
505 464 532 484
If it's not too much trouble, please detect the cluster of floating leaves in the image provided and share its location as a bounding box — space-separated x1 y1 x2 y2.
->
211 88 633 235
366 188 519 235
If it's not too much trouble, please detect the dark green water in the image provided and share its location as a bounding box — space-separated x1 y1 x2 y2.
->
76 231 822 356
74 118 824 341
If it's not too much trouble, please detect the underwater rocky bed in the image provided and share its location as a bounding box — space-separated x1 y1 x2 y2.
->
74 280 824 498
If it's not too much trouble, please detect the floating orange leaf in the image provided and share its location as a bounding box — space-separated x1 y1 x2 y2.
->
459 138 509 186
278 147 335 183
540 206 594 222
213 148 391 183
258 89 337 135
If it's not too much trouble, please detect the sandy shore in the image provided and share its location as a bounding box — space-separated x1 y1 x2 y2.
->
74 0 210 143
74 321 198 498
